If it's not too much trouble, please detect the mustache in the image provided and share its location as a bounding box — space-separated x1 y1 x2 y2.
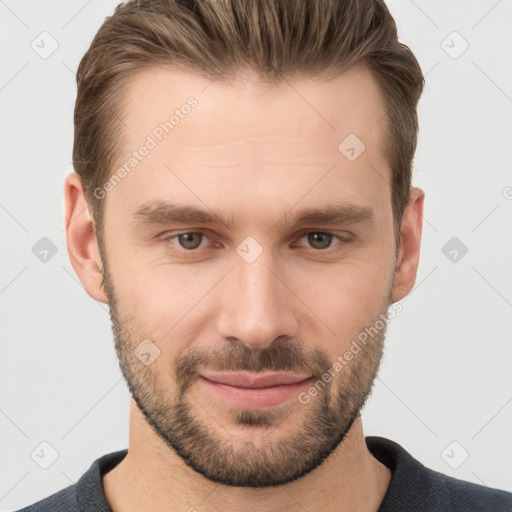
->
174 341 331 392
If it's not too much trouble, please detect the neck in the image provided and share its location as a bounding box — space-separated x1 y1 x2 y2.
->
103 400 391 512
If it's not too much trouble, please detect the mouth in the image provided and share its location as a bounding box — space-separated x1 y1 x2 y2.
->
198 371 314 409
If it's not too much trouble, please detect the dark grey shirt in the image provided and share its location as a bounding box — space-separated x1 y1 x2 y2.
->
16 436 512 511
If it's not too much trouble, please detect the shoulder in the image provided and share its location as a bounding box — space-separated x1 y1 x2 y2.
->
13 449 127 512
14 484 78 512
366 436 512 511
432 470 512 510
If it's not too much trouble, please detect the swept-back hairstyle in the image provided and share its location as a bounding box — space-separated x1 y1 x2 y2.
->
73 0 424 241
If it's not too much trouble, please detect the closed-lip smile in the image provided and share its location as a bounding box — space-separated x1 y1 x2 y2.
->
198 370 314 409
199 370 312 388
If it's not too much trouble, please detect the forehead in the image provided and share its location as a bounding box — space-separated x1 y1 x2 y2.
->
106 64 391 224
120 63 387 150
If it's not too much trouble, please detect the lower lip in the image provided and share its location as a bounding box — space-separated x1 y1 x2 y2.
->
198 376 313 409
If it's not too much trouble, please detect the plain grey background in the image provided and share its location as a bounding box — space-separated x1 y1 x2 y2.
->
1 0 511 509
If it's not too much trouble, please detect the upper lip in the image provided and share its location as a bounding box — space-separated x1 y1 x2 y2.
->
199 371 312 389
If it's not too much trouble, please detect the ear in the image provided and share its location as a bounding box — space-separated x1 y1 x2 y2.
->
391 187 425 303
64 172 108 304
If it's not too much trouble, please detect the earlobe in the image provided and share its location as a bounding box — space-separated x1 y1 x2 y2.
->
64 172 108 304
391 187 425 303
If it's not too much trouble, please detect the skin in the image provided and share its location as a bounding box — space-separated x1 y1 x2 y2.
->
65 63 424 511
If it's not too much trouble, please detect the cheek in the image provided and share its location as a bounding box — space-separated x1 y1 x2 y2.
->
109 259 218 357
290 258 394 341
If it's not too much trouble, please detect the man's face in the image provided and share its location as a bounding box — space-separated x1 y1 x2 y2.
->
98 64 398 487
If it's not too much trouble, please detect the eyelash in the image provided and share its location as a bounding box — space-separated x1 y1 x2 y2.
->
158 230 350 252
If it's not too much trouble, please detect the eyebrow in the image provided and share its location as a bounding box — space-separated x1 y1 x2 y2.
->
132 200 375 231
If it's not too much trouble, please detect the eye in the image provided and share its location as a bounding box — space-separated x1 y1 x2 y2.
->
295 231 347 250
158 230 349 253
165 232 209 250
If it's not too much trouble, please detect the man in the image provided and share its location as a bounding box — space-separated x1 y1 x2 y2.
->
18 0 512 510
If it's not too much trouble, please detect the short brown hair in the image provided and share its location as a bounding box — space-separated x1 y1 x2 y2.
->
73 0 424 242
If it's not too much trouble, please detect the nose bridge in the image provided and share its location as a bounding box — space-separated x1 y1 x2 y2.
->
216 248 298 350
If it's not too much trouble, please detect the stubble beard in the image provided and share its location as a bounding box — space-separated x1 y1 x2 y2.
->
101 258 391 488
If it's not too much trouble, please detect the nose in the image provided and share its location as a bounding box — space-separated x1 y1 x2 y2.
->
216 255 299 351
